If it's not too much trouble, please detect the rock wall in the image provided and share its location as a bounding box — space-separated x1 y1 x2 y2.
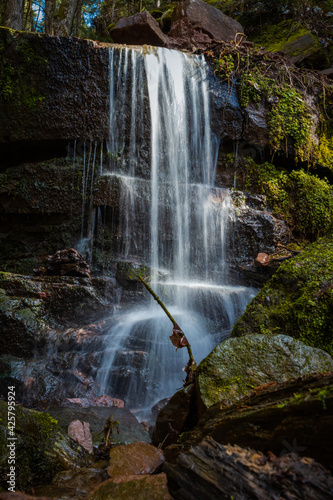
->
0 28 109 167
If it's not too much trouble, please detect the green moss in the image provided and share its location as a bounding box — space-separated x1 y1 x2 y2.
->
239 158 333 239
231 237 333 356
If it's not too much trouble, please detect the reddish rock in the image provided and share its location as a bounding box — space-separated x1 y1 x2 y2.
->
108 442 164 477
43 248 92 278
110 11 169 47
169 0 244 50
87 473 171 500
93 395 125 408
68 420 94 454
255 252 270 267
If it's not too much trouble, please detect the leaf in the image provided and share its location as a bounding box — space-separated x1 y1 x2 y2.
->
170 323 189 349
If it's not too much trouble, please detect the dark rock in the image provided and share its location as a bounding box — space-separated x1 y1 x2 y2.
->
43 249 92 278
107 442 164 476
195 334 333 412
110 12 169 47
321 67 333 79
0 28 109 151
151 397 170 421
169 0 244 50
52 467 108 493
164 436 333 500
152 384 196 449
171 372 333 472
87 473 171 500
0 402 92 491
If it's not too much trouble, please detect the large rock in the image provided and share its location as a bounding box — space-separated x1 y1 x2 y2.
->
87 473 171 500
169 0 244 49
164 437 333 500
107 442 164 477
166 372 333 471
231 237 333 356
42 249 92 278
0 402 92 491
0 28 109 153
195 334 333 411
110 11 169 47
255 20 327 69
152 385 196 449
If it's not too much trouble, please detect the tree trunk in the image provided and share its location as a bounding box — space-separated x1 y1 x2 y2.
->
75 0 81 38
52 0 79 36
45 0 56 35
4 0 24 30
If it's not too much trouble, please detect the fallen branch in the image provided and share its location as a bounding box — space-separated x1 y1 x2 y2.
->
139 276 196 384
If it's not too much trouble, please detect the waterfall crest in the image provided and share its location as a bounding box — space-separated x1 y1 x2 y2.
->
97 46 256 410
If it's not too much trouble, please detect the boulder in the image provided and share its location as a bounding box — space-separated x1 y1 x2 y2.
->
163 437 333 500
68 420 94 454
231 237 333 356
255 20 327 69
169 0 244 50
0 402 92 491
110 12 169 47
107 442 164 477
152 385 196 449
195 334 333 411
42 249 91 278
87 473 171 500
164 372 333 471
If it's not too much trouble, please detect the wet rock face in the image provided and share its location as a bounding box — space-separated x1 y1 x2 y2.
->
110 11 169 47
195 334 333 411
0 28 109 153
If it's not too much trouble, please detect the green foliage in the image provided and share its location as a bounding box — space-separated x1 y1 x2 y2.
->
241 158 333 239
231 237 333 356
238 68 313 160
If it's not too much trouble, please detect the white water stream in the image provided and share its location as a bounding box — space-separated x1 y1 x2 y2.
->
97 47 256 410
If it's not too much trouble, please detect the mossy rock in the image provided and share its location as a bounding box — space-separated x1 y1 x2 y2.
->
255 20 327 68
0 402 92 491
231 237 333 356
196 334 333 411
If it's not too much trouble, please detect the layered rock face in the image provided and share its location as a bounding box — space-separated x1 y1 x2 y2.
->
0 28 109 165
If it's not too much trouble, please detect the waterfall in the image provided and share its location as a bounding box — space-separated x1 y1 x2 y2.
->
97 46 256 411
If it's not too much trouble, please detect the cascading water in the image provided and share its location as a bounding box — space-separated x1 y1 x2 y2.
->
97 46 256 411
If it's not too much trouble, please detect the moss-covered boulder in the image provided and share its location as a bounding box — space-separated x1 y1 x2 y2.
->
254 20 327 68
196 334 333 411
231 237 333 356
0 402 92 491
